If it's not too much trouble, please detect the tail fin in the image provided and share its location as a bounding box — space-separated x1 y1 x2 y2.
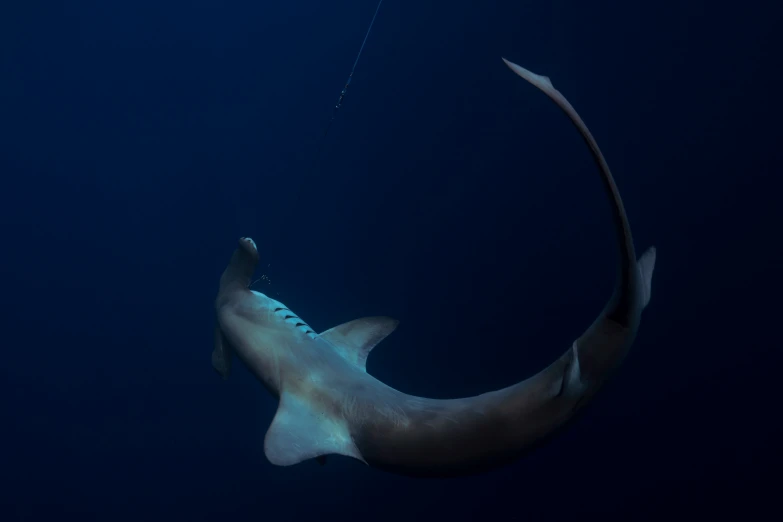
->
638 247 657 308
501 58 636 268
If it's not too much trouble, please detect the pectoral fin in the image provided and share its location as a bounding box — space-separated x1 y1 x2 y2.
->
212 325 232 379
263 391 366 466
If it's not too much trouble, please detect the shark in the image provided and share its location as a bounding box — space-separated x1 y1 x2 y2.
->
211 58 656 478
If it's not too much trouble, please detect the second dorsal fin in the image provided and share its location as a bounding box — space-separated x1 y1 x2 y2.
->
320 317 399 371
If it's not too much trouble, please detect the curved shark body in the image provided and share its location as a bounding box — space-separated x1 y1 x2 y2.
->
212 59 656 478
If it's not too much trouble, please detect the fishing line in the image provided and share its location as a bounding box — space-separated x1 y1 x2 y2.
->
317 0 385 155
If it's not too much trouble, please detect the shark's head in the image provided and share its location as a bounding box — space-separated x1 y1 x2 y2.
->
219 236 319 339
217 236 260 301
238 237 259 263
214 236 318 385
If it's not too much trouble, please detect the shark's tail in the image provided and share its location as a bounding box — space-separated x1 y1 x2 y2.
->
502 58 655 330
352 62 657 478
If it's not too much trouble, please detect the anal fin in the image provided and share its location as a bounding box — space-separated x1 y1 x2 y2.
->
263 391 366 467
638 246 657 308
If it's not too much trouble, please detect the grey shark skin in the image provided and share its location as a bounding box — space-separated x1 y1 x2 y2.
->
213 59 656 478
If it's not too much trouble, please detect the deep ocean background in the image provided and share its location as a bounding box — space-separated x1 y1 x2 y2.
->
1 1 781 520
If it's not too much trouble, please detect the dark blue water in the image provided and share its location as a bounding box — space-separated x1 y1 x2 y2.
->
1 1 780 520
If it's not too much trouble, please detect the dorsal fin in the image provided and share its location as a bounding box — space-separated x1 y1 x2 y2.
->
264 391 366 466
320 317 399 371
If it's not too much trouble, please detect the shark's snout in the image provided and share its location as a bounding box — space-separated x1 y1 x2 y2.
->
239 237 259 262
217 238 260 296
